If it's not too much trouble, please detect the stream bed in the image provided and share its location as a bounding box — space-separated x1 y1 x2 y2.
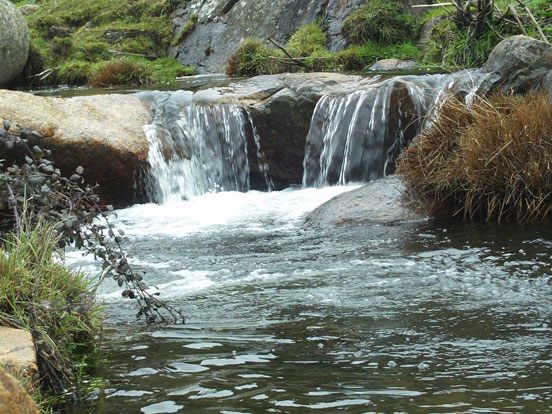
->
67 186 552 414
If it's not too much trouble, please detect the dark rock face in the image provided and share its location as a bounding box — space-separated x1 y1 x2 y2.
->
0 0 30 86
305 175 426 227
480 35 552 94
171 0 425 73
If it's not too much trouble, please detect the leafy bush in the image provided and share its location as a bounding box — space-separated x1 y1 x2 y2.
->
397 92 552 223
88 57 152 87
342 0 417 45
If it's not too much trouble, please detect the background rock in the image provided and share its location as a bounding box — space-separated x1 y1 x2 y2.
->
170 0 425 74
0 0 30 86
480 35 552 94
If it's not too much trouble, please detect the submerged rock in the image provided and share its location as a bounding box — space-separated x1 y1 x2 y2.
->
0 0 30 86
0 90 151 207
305 175 426 227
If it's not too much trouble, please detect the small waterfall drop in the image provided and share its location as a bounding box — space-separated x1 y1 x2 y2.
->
302 70 491 187
140 91 272 204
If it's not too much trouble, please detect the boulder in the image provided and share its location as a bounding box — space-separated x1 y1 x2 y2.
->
305 175 426 227
0 90 152 207
0 0 30 86
417 14 446 49
0 366 38 414
480 35 552 94
369 59 419 71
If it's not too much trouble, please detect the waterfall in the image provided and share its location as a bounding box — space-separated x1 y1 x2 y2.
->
140 91 261 204
302 70 491 187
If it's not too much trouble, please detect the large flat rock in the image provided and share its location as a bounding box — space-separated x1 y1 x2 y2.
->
305 175 426 227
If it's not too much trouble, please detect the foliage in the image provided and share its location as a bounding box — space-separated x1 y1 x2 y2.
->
88 57 152 87
226 39 286 77
58 60 93 85
147 57 198 81
0 121 184 323
420 0 551 68
287 23 327 57
397 92 552 223
342 0 417 45
0 222 102 396
18 0 195 87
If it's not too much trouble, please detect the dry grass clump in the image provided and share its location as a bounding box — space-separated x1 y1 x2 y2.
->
397 92 552 223
88 57 152 87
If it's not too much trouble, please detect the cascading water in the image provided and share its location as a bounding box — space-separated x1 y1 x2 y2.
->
139 91 273 204
302 70 492 187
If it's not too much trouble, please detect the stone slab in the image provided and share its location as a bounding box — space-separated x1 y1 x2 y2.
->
0 327 38 380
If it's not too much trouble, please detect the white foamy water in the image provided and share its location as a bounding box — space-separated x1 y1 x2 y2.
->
111 185 360 237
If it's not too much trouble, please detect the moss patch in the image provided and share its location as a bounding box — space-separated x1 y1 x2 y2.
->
19 0 195 87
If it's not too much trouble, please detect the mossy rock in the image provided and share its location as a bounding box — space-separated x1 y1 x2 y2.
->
0 0 30 86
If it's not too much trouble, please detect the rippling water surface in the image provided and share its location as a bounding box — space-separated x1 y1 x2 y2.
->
68 186 552 414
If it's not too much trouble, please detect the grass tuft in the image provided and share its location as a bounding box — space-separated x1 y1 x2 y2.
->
397 92 552 223
0 222 102 395
342 0 417 45
88 57 152 87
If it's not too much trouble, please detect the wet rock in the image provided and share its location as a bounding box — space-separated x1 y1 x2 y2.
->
305 175 426 227
0 327 38 383
194 72 363 188
0 90 152 207
0 366 39 414
480 35 552 94
369 59 419 71
0 0 30 86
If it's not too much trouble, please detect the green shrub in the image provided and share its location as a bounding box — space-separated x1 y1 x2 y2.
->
58 60 92 85
397 92 552 223
287 23 327 57
342 0 417 45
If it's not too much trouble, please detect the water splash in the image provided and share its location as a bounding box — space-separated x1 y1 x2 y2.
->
140 91 254 204
302 70 491 187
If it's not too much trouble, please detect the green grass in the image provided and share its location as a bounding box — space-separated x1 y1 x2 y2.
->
0 221 102 396
18 0 195 87
342 0 417 45
419 0 551 68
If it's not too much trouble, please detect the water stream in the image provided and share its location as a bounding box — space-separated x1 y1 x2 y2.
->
65 72 552 413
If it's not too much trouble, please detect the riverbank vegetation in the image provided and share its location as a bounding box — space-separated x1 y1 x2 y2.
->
0 120 185 409
226 0 551 76
12 0 196 87
397 92 552 223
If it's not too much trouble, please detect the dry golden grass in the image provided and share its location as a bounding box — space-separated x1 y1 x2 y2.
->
88 57 152 87
397 92 552 223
